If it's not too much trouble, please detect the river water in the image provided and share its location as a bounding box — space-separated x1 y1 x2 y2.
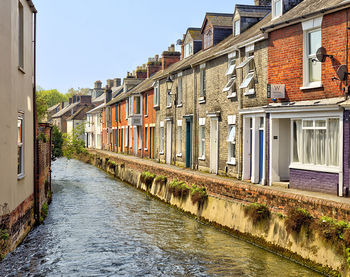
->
0 158 323 276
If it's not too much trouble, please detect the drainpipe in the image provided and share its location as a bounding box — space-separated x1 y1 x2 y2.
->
32 11 39 224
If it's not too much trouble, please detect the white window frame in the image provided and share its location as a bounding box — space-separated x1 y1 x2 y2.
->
301 17 323 89
144 93 148 116
199 63 206 101
17 112 24 179
290 117 340 172
138 127 142 150
184 42 193 58
272 0 283 19
18 1 24 70
153 81 160 108
125 127 128 147
238 51 255 96
177 73 183 106
160 126 165 154
177 120 182 157
126 99 129 119
234 20 240 36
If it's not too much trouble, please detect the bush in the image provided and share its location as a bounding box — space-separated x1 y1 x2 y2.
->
52 126 63 158
154 175 167 186
317 216 350 244
190 184 208 206
0 229 9 241
41 203 49 219
285 208 313 233
62 123 87 159
140 172 156 189
244 203 271 224
169 179 190 198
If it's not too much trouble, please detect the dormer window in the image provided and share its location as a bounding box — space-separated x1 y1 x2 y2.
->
184 42 193 58
234 20 240 36
272 0 283 19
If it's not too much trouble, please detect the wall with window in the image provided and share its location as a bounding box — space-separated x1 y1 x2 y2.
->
268 9 348 102
0 0 35 215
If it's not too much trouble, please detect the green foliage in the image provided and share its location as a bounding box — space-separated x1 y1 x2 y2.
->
154 175 167 185
52 126 64 158
0 229 9 241
169 179 190 198
318 216 350 244
62 123 87 159
36 88 67 122
140 171 156 189
41 203 49 218
190 184 208 205
244 203 271 224
38 132 47 143
285 208 313 233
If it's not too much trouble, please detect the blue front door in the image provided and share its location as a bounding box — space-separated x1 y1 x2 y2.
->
259 130 264 183
185 120 192 168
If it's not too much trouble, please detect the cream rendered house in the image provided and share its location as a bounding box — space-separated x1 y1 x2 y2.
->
0 0 38 253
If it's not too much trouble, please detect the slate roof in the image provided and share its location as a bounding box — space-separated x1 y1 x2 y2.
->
235 4 271 18
92 85 123 103
67 106 93 121
87 103 105 114
47 103 60 112
205 13 234 28
261 0 350 32
187 28 202 41
51 102 79 118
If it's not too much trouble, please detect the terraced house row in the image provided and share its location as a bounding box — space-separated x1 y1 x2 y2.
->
85 0 350 197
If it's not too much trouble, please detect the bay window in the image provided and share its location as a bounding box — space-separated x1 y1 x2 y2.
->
292 118 339 167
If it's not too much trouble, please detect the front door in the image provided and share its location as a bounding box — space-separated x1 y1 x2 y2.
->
166 121 172 164
210 117 219 174
185 120 192 168
259 129 264 183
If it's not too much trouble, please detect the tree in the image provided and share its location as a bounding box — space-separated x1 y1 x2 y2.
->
62 123 87 159
52 126 63 159
36 88 68 122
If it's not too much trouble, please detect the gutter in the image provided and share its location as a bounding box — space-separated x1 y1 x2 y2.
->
261 2 350 33
26 0 37 13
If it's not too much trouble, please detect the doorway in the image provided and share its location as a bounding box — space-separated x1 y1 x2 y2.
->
210 117 219 174
185 119 192 168
166 121 172 164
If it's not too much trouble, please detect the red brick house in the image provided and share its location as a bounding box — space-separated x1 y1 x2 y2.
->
262 0 350 196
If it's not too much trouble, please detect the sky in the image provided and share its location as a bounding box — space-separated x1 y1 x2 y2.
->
34 0 252 94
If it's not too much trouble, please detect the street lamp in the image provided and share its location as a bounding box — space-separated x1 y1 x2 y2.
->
166 75 174 94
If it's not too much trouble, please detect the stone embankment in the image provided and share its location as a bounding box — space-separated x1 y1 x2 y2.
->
79 149 350 277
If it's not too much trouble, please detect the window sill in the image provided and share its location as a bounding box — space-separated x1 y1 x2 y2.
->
153 105 160 110
198 157 205 161
144 148 148 151
17 173 25 180
226 160 236 166
227 93 237 99
166 105 172 109
244 89 255 96
176 153 182 157
177 104 183 108
289 163 340 173
300 83 323 91
159 152 164 155
199 97 206 104
18 66 25 74
144 115 148 118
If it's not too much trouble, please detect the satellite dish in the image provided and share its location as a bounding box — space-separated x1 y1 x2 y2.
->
176 39 183 45
337 65 348 81
316 47 327 63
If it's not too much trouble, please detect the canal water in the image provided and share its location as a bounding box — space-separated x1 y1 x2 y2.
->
0 158 323 277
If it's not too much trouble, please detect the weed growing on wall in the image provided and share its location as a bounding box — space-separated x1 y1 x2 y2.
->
140 172 156 189
190 184 208 206
0 228 9 260
154 175 167 186
244 203 271 224
285 208 313 234
169 179 190 198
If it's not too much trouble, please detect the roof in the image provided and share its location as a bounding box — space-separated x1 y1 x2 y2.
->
67 106 93 121
201 13 233 33
26 0 37 13
235 4 271 18
87 103 105 114
266 97 345 109
152 13 271 81
108 71 163 106
261 0 349 32
47 103 60 112
92 85 123 103
187 28 202 41
51 102 79 118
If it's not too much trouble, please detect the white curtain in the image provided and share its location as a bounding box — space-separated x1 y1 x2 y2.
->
328 119 339 166
293 120 302 162
315 129 326 165
303 129 314 164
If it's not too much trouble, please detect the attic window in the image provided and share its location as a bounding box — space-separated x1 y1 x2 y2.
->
234 20 240 36
273 0 283 19
184 42 193 58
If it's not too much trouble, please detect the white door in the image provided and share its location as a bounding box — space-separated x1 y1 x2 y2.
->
166 121 172 164
210 118 219 174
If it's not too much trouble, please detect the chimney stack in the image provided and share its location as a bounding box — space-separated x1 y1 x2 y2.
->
106 79 113 88
113 78 121 87
162 45 181 71
69 98 72 105
147 55 162 78
105 86 112 104
94 80 102 89
80 95 92 104
73 95 77 103
136 65 147 79
254 0 271 6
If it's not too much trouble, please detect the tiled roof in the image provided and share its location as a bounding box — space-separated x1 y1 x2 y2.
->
92 85 123 104
206 13 233 28
87 103 105 114
187 28 202 41
261 0 349 32
67 106 93 121
47 103 60 112
51 102 79 118
235 4 271 18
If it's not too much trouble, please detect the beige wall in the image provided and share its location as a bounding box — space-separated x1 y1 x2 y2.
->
0 0 34 214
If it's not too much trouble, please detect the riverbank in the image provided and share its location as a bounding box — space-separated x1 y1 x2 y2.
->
79 149 350 276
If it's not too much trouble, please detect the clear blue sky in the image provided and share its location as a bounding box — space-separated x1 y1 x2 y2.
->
35 0 252 94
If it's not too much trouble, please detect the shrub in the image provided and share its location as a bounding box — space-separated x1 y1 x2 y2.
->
169 179 190 198
285 208 313 233
140 172 156 189
0 229 9 241
244 203 271 224
52 126 63 158
317 216 350 244
154 175 167 186
190 184 208 206
41 203 49 219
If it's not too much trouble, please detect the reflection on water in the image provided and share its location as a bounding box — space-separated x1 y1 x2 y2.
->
0 158 323 276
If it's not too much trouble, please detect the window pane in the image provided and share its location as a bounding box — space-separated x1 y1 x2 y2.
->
17 118 22 143
303 129 314 164
315 129 326 165
293 120 302 163
18 146 22 175
303 120 313 127
315 120 326 127
274 0 282 17
308 30 321 55
309 58 321 82
328 119 339 166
